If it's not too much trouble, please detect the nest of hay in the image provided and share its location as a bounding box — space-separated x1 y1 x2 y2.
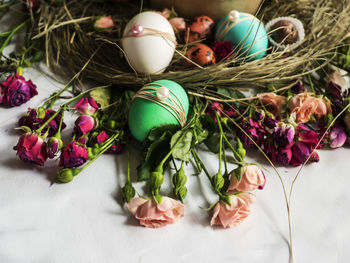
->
32 0 350 97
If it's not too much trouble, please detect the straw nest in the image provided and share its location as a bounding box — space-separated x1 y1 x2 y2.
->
32 0 350 97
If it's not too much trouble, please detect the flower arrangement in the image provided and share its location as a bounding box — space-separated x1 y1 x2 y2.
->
1 0 350 262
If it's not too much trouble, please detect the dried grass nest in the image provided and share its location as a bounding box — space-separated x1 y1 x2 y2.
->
33 0 350 98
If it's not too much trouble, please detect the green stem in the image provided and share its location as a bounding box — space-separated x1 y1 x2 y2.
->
0 20 27 56
127 150 131 182
216 114 243 163
307 74 316 94
159 132 186 167
191 149 211 183
79 132 120 173
41 84 71 108
215 113 223 175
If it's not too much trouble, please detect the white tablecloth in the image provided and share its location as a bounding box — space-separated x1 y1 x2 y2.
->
1 67 350 263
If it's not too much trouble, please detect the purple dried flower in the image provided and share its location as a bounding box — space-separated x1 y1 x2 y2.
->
329 125 347 148
212 41 233 62
274 124 295 147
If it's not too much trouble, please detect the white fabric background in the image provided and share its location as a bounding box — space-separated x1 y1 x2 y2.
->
1 18 350 263
0 67 350 263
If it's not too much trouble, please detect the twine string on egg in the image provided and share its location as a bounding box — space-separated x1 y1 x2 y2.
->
215 10 260 41
123 24 177 45
132 83 187 127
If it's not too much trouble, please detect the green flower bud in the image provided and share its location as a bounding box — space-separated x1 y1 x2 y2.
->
172 168 187 188
234 166 242 182
325 113 334 126
122 182 135 203
16 67 24 76
150 171 164 195
56 168 74 183
106 120 117 130
174 186 187 202
235 138 246 161
212 172 225 192
37 107 46 119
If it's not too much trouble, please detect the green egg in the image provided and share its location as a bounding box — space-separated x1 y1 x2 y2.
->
128 80 189 142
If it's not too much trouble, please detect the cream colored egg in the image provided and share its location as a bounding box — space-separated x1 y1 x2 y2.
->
121 11 176 74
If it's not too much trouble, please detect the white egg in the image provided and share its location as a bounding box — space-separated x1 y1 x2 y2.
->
121 11 176 74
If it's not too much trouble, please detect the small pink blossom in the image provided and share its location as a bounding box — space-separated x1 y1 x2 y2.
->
94 16 114 30
329 126 347 148
227 165 266 192
210 193 255 228
13 133 48 166
75 97 99 115
127 197 184 228
169 17 186 34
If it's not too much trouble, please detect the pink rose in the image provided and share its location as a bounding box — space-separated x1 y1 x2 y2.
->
289 93 330 123
75 115 96 135
258 92 285 116
59 141 88 168
210 193 255 228
13 132 48 166
75 97 99 115
169 17 186 34
227 165 266 192
127 197 184 228
94 16 114 30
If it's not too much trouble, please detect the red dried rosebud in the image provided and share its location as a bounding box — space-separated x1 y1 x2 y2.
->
59 141 88 168
75 115 96 135
47 137 63 159
169 17 186 34
92 131 125 154
212 41 233 62
277 146 292 166
95 131 109 144
0 74 38 107
206 102 222 122
13 133 48 166
18 108 66 136
75 97 99 115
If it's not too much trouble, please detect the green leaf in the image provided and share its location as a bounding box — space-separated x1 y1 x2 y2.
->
31 51 44 62
147 124 179 142
193 120 208 144
170 130 193 162
90 87 111 108
204 134 220 153
136 161 151 181
217 88 246 107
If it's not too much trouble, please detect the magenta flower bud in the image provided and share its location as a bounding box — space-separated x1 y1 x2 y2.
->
13 133 48 166
0 74 38 107
277 147 292 166
296 124 320 149
327 82 342 100
96 131 109 144
75 97 99 115
274 124 295 147
291 80 305 94
263 115 278 129
329 126 347 148
47 137 63 159
18 108 66 136
290 142 313 166
212 41 233 62
59 141 88 168
75 115 96 135
238 118 266 148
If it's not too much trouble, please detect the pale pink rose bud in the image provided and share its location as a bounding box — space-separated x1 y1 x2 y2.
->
314 97 329 118
210 193 255 228
156 8 171 19
127 196 184 228
94 16 114 30
169 17 186 34
227 165 266 192
75 97 99 115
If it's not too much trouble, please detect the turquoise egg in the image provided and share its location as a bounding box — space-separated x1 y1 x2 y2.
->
128 80 189 142
215 11 268 61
